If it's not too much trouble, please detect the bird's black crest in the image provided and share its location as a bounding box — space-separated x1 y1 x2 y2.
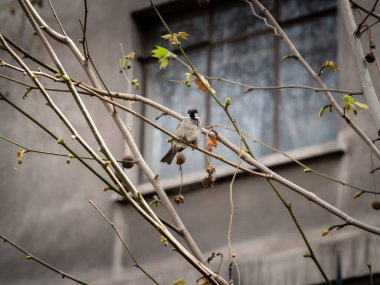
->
187 108 198 115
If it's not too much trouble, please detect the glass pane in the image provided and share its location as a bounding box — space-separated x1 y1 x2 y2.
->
147 11 208 48
144 50 207 180
212 0 274 41
279 15 338 151
281 0 336 21
210 34 275 165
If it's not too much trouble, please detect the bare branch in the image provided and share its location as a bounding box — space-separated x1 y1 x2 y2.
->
89 200 159 284
0 234 89 285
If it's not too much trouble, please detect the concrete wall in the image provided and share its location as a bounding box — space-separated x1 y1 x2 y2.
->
1 1 380 285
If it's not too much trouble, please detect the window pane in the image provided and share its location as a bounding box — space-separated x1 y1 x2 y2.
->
281 0 336 21
279 15 338 151
211 34 275 165
212 0 274 41
144 50 207 180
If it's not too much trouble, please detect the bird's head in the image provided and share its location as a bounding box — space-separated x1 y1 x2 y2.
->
187 108 199 119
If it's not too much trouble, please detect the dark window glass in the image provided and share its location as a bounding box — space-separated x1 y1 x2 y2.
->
281 0 336 20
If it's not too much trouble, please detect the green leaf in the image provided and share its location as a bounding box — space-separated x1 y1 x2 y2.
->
342 94 354 104
152 46 169 59
353 101 368 110
354 191 363 199
151 46 177 69
173 279 186 285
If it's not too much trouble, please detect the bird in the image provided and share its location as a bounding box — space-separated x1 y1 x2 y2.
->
161 108 201 165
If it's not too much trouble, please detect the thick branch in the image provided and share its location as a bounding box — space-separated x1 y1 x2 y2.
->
340 0 380 136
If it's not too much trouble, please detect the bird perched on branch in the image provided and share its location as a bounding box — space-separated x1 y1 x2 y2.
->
161 108 201 165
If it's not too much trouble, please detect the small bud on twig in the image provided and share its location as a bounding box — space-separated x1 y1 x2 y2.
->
321 228 330 236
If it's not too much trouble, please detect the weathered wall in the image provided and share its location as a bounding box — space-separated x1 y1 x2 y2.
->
1 1 380 285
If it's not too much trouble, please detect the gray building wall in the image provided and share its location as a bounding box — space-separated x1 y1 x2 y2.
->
0 1 379 285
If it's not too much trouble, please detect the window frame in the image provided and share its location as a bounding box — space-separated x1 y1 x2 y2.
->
134 0 338 186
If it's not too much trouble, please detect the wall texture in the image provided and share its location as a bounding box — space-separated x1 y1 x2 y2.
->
1 1 380 285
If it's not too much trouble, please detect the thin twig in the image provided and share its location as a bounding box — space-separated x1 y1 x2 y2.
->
228 119 244 266
2 35 57 73
89 201 159 284
0 93 117 193
355 0 379 34
350 0 380 20
207 76 362 95
210 125 376 194
0 72 91 95
0 135 125 163
244 0 280 37
267 180 331 285
47 0 67 36
0 234 89 285
328 223 349 232
80 0 88 59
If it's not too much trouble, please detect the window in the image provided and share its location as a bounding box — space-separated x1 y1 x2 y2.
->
135 0 338 182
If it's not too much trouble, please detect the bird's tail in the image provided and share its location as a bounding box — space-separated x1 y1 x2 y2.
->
160 147 178 165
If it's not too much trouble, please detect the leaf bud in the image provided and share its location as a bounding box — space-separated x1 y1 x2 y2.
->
321 228 330 236
303 252 311 258
353 191 363 199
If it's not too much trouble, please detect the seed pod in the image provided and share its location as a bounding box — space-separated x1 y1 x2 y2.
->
176 153 186 165
196 276 211 285
121 154 135 169
365 52 376 63
202 175 215 188
372 200 380 210
174 194 185 204
206 164 216 174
